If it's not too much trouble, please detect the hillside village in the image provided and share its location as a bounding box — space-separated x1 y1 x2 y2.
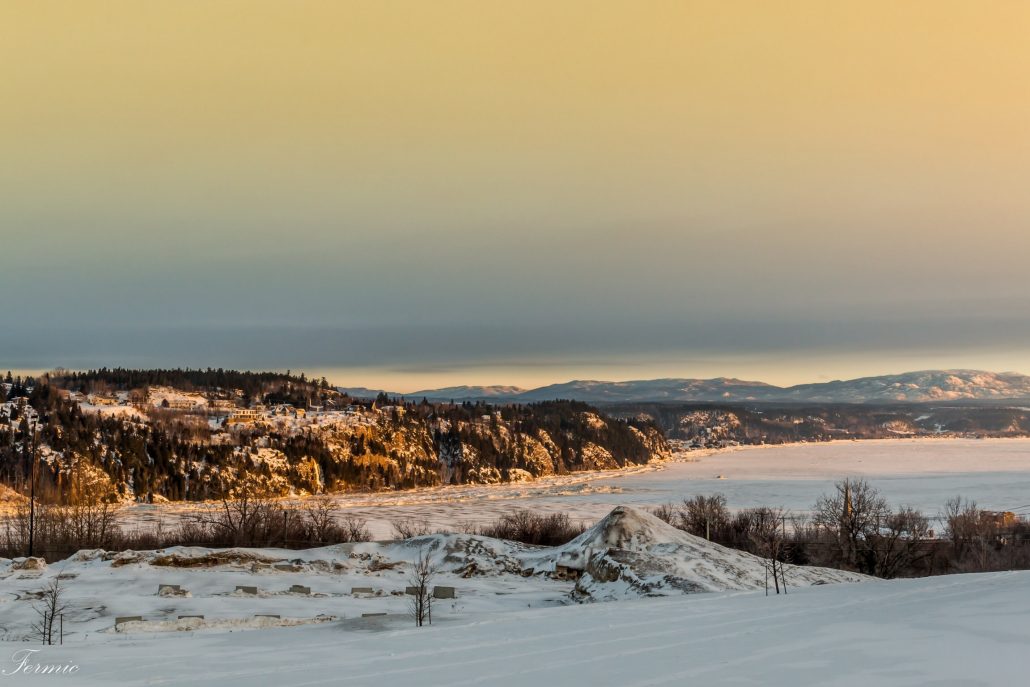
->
0 369 669 507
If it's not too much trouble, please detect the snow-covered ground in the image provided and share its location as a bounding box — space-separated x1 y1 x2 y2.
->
0 505 1023 685
2 564 1025 685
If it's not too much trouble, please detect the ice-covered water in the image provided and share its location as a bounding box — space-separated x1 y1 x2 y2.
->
120 438 1030 538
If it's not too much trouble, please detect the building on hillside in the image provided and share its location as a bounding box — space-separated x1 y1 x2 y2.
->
227 408 263 424
270 404 306 418
983 511 1019 529
165 398 205 411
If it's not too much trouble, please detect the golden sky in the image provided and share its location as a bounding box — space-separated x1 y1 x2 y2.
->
4 1 1030 389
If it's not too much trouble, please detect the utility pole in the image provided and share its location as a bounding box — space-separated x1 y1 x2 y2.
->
27 419 37 558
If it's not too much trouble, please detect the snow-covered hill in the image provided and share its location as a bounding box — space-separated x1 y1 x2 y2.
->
347 369 1030 404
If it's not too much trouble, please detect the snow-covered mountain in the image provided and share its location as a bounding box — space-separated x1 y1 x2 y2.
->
774 370 1030 403
517 377 779 403
343 370 1030 404
409 384 528 399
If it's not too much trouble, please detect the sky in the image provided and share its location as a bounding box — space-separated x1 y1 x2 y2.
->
3 1 1030 391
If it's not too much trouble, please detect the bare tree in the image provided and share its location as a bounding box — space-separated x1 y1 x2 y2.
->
942 496 996 571
868 506 932 578
681 494 730 541
67 461 117 549
814 478 890 570
408 548 435 627
190 475 283 547
30 578 67 645
744 507 788 593
304 495 339 543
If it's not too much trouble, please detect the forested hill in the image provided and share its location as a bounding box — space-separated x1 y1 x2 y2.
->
52 367 337 408
0 370 669 504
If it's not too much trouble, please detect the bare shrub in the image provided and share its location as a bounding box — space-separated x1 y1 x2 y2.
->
391 518 434 540
187 476 286 547
477 510 585 546
299 496 373 543
650 503 677 525
339 515 374 542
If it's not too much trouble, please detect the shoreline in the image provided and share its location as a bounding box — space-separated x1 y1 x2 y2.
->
5 435 1030 523
115 435 1030 521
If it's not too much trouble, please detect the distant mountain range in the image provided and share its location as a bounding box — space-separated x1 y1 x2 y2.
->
340 370 1030 404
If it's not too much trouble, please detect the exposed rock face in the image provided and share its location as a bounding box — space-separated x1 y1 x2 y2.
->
5 382 669 502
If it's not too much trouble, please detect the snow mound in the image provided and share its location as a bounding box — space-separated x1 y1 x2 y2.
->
11 556 47 571
561 505 699 553
558 506 866 600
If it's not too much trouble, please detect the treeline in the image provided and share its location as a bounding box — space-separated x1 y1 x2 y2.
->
51 367 331 394
651 480 1030 579
0 489 375 562
50 367 342 410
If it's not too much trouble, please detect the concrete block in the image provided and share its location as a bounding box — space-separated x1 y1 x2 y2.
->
361 612 387 617
433 586 456 599
289 585 311 595
351 587 374 595
115 616 142 625
178 615 204 620
255 614 280 619
235 585 258 595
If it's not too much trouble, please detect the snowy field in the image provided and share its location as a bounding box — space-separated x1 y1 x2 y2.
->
119 438 1030 537
2 569 1026 686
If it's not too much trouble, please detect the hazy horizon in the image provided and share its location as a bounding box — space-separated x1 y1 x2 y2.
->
5 358 1030 396
5 2 1030 390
